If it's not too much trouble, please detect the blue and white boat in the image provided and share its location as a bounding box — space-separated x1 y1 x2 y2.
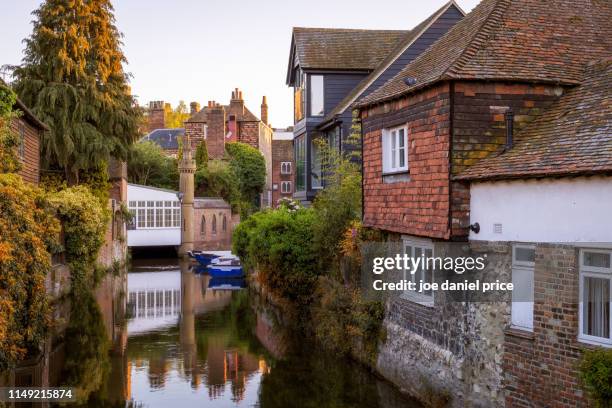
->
208 277 246 290
206 258 244 278
187 251 221 267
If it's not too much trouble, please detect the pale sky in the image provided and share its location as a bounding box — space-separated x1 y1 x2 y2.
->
1 0 481 128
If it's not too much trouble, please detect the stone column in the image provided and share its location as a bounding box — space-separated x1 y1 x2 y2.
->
178 135 196 257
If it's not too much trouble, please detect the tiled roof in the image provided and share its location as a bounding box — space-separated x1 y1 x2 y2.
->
186 103 259 123
321 1 463 123
142 128 185 150
456 59 612 181
291 27 408 71
357 0 612 107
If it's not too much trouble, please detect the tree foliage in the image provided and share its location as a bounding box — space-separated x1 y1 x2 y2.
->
164 101 190 129
127 141 178 190
195 140 208 169
195 159 240 210
225 142 266 214
11 0 141 182
0 86 21 174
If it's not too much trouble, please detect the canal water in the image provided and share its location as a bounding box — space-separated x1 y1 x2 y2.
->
59 258 422 407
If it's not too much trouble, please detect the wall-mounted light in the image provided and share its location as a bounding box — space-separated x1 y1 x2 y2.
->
469 222 480 234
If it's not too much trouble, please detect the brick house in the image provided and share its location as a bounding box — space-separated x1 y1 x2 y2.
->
456 59 612 407
11 97 48 185
184 89 274 206
271 128 294 206
355 0 611 406
285 1 465 203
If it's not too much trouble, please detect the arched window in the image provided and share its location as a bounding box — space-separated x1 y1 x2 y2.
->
212 215 217 234
222 215 227 232
200 215 206 236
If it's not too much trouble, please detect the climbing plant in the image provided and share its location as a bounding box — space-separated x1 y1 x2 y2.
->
0 84 60 370
47 185 109 289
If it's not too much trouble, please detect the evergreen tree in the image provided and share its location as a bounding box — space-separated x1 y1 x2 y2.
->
195 140 208 168
12 0 141 183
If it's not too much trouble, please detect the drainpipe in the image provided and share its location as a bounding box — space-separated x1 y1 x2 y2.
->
505 109 514 150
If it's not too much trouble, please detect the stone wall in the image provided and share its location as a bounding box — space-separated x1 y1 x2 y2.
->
375 235 510 407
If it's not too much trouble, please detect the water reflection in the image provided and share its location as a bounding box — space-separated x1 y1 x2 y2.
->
53 258 421 408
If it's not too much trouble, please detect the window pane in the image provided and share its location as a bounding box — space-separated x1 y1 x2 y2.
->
583 277 610 338
155 208 163 227
296 136 306 192
164 209 172 227
311 139 322 189
137 209 145 228
310 75 324 116
584 252 611 268
512 267 534 330
391 132 397 169
146 209 154 228
515 247 535 263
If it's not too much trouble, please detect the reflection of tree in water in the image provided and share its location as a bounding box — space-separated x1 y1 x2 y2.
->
60 290 111 404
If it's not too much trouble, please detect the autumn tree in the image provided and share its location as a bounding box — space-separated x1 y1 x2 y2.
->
11 0 141 183
164 101 190 129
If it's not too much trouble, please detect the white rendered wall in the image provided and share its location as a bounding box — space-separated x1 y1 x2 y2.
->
469 176 612 243
127 184 181 247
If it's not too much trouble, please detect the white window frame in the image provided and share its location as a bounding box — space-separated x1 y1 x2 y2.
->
281 161 292 175
128 200 181 230
382 126 408 174
400 236 434 306
511 245 535 332
281 181 292 194
579 248 612 347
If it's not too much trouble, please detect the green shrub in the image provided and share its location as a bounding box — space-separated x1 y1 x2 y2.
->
579 348 612 407
47 185 109 289
234 208 319 304
312 276 385 367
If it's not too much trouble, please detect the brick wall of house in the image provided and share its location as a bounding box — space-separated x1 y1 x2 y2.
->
12 117 40 185
450 82 561 237
185 121 205 150
238 121 259 148
207 106 226 159
361 81 562 240
361 83 451 239
503 243 588 408
272 139 294 206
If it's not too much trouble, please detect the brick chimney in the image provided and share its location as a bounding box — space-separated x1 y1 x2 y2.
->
261 95 268 125
207 101 226 159
229 87 245 116
190 101 200 115
147 100 165 132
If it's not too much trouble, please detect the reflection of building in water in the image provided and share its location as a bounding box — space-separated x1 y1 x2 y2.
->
127 271 181 335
